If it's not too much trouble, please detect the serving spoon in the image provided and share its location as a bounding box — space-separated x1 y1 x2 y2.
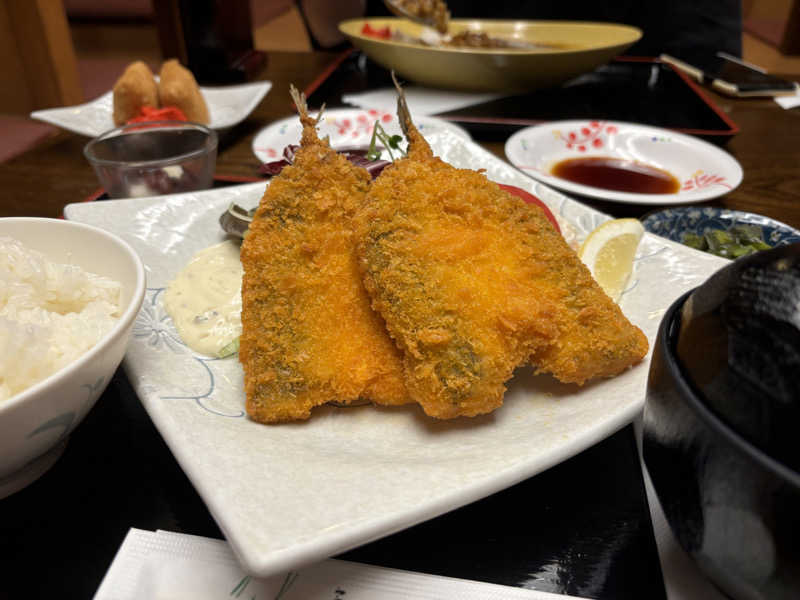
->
382 0 449 33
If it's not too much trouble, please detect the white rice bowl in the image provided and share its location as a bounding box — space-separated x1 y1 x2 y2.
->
0 218 145 497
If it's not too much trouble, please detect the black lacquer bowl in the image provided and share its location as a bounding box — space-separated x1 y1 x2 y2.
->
643 243 800 600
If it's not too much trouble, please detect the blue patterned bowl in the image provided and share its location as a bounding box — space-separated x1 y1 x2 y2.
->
642 207 800 256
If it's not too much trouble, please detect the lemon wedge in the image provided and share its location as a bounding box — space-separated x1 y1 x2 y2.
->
578 218 644 303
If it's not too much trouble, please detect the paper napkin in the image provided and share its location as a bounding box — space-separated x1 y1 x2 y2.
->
94 528 592 600
342 86 504 116
774 83 800 109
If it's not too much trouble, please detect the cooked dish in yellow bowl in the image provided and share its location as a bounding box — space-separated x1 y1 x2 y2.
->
339 18 642 92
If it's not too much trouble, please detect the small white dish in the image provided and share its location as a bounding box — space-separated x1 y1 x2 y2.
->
30 81 272 137
505 120 743 205
251 107 470 162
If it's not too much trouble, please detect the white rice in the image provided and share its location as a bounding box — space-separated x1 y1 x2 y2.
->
0 237 122 402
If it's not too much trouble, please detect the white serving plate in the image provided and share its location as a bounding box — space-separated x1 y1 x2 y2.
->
31 81 272 137
505 120 743 204
252 107 470 163
64 130 727 577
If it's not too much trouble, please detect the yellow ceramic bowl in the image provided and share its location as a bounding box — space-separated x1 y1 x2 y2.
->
339 18 642 92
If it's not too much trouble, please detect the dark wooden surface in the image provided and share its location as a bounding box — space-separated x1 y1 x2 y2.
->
1 50 799 231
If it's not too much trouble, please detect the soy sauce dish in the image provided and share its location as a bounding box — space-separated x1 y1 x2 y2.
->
643 243 800 599
505 120 743 205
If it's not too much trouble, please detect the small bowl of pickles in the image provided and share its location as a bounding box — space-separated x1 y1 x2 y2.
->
641 207 800 259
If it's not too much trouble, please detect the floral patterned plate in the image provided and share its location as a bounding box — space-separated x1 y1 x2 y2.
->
642 206 800 251
251 108 470 163
505 120 743 205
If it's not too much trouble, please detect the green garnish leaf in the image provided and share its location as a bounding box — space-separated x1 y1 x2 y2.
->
388 134 403 150
365 123 383 161
365 121 408 162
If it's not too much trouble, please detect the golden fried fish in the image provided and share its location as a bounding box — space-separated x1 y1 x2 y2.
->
239 87 408 423
355 77 648 419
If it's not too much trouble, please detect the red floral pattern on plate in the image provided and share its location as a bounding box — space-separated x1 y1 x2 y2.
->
556 121 618 152
254 110 395 161
681 170 732 191
332 109 393 137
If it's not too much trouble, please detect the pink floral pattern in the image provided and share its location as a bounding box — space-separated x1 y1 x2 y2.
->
681 170 732 191
556 121 618 152
332 109 393 137
254 109 396 159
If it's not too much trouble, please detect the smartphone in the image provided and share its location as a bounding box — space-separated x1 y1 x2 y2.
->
660 52 797 97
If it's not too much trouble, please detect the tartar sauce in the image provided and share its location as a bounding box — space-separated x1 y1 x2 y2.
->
164 240 242 356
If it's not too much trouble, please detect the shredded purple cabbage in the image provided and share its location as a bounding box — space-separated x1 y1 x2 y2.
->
258 145 392 179
258 144 299 176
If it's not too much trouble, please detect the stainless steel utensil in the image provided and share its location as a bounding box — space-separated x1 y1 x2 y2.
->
382 0 449 32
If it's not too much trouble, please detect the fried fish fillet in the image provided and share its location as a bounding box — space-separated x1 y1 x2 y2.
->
112 61 158 126
158 59 209 124
239 87 408 423
354 82 648 419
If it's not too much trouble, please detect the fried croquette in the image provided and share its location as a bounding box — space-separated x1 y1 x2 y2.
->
158 59 209 124
239 87 408 423
354 78 648 419
112 61 159 126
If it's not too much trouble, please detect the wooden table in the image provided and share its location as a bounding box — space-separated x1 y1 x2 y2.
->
2 50 799 231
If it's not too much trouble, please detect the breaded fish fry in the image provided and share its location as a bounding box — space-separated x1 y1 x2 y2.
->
355 78 648 419
158 59 209 124
239 87 408 423
112 61 158 126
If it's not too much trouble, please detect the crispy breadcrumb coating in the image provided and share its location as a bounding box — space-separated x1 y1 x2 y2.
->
239 88 408 423
354 82 648 419
158 59 210 124
112 61 158 126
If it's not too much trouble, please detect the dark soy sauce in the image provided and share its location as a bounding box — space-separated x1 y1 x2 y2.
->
551 157 680 194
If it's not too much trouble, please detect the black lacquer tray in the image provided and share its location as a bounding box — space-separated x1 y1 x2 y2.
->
0 370 664 599
306 51 738 143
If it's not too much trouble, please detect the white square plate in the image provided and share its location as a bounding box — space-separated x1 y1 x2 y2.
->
31 81 272 137
64 131 727 577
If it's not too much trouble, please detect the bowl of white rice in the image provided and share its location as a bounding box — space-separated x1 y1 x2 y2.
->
0 218 145 497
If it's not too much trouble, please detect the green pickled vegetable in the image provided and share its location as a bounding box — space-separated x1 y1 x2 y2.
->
704 229 736 258
730 225 771 250
681 232 705 250
681 223 773 259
